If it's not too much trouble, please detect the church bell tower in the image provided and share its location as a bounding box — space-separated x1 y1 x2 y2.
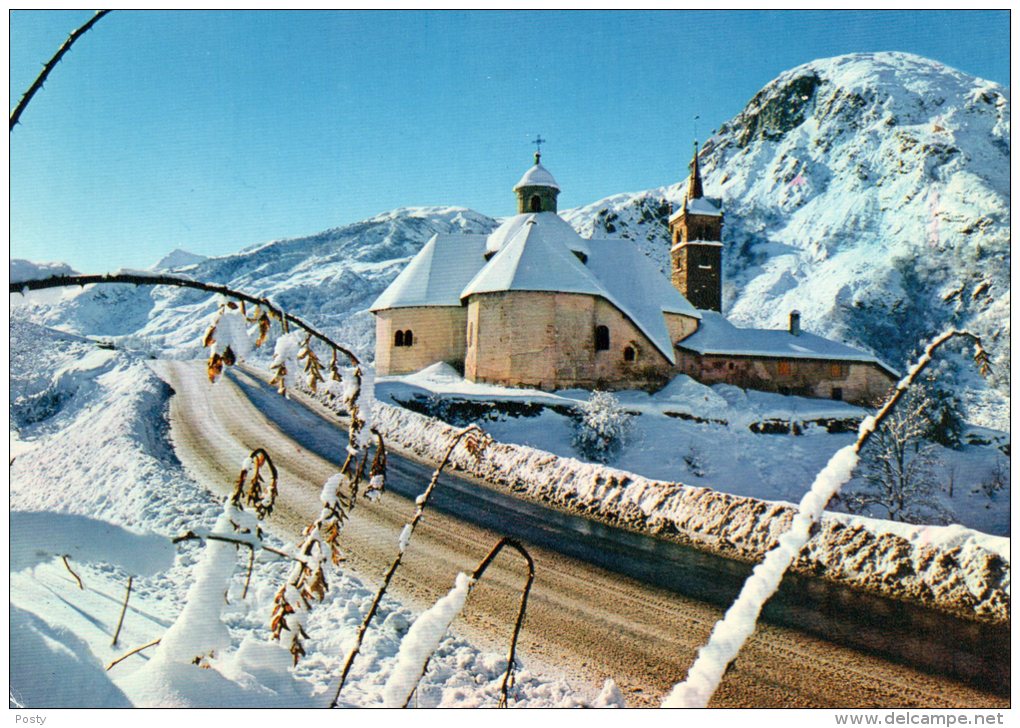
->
668 142 724 312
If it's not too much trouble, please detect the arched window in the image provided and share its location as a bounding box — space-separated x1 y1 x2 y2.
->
623 346 636 362
394 330 405 347
594 325 610 351
404 330 414 347
530 195 542 212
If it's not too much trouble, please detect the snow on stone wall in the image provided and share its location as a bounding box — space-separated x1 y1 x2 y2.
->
370 402 1009 623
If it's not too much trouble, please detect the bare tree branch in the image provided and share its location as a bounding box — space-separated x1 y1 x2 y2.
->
105 637 160 671
9 272 360 366
10 10 112 131
62 554 84 590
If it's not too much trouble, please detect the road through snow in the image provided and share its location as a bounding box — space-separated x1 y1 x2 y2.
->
156 360 1007 708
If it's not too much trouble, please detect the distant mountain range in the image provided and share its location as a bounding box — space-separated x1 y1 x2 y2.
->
11 52 1009 425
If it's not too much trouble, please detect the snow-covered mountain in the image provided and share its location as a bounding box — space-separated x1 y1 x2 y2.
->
11 53 1008 421
13 207 497 358
566 52 1009 377
151 248 208 271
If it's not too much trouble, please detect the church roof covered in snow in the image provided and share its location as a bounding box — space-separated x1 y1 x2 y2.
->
685 196 723 216
369 233 488 311
461 213 699 363
677 311 898 375
513 163 560 191
485 211 589 257
669 195 723 222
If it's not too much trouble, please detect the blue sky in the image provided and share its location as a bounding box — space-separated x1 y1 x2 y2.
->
9 10 1010 272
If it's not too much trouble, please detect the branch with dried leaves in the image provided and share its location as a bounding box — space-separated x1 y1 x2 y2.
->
10 272 359 369
331 424 491 707
10 10 111 131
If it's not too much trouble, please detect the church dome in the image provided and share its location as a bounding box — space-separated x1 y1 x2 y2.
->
512 152 561 214
513 162 560 191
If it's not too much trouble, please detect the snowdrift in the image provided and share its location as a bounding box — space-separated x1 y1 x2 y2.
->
371 402 1009 623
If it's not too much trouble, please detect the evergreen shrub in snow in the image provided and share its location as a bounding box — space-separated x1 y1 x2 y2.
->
571 390 633 464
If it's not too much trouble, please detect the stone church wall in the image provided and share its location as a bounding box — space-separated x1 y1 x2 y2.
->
675 349 895 405
466 292 683 390
374 306 467 376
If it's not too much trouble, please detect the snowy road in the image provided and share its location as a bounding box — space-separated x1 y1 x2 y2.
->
157 360 1008 708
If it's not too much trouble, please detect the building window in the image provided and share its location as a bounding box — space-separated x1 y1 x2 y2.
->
727 361 735 370
623 346 636 362
394 330 405 347
829 363 845 378
831 387 843 401
595 325 610 351
777 360 792 376
530 195 542 212
404 330 414 347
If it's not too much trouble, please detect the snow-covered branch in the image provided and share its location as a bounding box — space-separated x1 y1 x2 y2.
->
10 272 362 367
662 328 992 709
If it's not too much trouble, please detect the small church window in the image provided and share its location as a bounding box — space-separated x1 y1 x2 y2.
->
530 195 542 212
623 346 636 362
829 363 845 378
404 330 414 347
394 330 405 347
595 325 610 351
777 360 792 376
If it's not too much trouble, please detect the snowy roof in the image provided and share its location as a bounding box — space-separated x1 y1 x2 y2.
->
677 311 898 375
671 239 724 252
685 196 723 216
369 233 487 311
486 212 589 257
461 214 699 363
513 163 560 191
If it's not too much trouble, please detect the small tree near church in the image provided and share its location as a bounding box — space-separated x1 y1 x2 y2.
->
844 387 949 524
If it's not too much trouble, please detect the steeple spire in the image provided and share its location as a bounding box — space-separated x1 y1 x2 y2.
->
687 140 704 200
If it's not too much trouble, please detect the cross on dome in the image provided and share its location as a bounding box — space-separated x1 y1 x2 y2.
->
532 134 546 163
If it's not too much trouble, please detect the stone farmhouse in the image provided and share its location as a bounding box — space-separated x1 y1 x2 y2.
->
371 148 897 405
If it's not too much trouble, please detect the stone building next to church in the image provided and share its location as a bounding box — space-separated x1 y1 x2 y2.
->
371 148 897 405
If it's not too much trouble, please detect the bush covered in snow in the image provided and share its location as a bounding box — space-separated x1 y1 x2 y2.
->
844 387 951 525
571 390 633 464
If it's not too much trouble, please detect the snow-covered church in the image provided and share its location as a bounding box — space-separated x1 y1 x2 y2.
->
371 149 897 405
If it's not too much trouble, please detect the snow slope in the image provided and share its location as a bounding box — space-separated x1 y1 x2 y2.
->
376 367 1009 537
9 321 602 708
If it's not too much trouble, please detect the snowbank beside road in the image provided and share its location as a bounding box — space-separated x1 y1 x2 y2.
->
371 402 1009 623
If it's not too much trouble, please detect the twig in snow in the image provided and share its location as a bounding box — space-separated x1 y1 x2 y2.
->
330 424 491 707
105 638 161 671
242 547 256 600
62 554 84 590
394 537 536 709
111 576 133 646
172 531 304 566
470 537 535 708
10 10 111 130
